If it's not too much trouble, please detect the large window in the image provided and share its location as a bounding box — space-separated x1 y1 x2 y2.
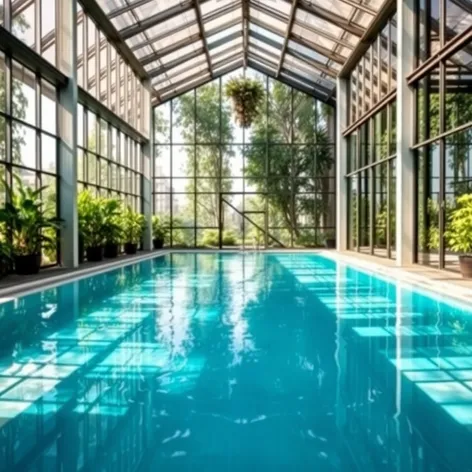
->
153 69 335 248
76 4 150 137
0 52 59 265
77 105 143 211
345 13 397 260
413 0 472 272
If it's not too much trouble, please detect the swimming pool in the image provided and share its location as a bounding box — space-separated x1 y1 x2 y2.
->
0 252 471 471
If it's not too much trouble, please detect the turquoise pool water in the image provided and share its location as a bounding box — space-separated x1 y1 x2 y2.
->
0 252 471 471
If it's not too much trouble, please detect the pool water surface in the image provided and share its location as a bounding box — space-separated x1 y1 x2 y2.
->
0 252 471 471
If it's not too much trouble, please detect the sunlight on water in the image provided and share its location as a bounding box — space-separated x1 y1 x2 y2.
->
0 253 471 470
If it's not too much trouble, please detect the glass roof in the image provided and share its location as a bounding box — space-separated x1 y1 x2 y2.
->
96 0 384 104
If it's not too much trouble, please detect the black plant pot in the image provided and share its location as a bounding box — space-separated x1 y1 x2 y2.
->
86 246 104 262
104 243 119 259
124 242 138 255
325 238 336 249
153 238 164 250
78 235 85 264
15 253 41 275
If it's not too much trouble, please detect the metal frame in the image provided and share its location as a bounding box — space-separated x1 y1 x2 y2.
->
87 0 386 104
152 72 336 249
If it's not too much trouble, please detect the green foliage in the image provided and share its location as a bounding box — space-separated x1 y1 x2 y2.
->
222 230 237 246
245 83 334 238
176 83 234 226
200 229 238 247
0 176 62 256
78 190 105 248
123 207 145 244
445 194 472 254
152 215 169 242
224 76 265 128
200 229 219 247
295 231 323 248
102 198 123 245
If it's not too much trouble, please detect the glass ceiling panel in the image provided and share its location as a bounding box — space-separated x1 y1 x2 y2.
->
96 0 384 103
249 37 281 59
207 24 243 45
288 40 330 65
153 54 207 80
284 54 335 90
203 8 242 32
251 0 291 16
295 9 345 39
249 7 287 34
291 23 338 51
249 23 284 45
209 37 243 57
201 0 242 17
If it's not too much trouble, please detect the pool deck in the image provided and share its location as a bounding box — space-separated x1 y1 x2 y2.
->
0 250 169 299
328 250 472 304
2 248 472 306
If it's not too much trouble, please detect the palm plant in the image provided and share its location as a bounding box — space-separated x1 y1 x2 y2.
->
123 206 145 254
0 176 62 274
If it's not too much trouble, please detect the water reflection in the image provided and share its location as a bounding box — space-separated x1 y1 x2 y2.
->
0 253 471 470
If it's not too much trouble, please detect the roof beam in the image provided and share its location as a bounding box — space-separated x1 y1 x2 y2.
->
107 0 155 20
243 0 249 68
277 0 298 77
78 0 153 87
248 60 335 106
249 29 337 77
130 1 241 53
157 59 244 105
295 0 365 37
139 18 241 67
339 0 395 77
336 0 377 15
148 47 205 77
152 43 242 84
194 0 213 77
158 53 243 97
119 1 194 40
249 49 334 96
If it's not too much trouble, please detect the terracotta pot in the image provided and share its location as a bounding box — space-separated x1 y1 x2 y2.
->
459 255 472 278
15 254 41 275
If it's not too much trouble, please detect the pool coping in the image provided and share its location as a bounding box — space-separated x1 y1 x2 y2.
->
2 248 472 309
320 250 472 307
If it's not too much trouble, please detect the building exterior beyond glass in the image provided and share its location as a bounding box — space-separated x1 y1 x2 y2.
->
0 0 470 270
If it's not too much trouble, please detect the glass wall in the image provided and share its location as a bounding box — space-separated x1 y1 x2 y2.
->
77 105 143 211
153 68 336 248
414 0 472 272
345 14 397 259
77 4 150 137
0 52 59 266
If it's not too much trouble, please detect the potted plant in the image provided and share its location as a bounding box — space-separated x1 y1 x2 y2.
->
102 198 123 258
324 230 336 249
0 177 62 275
0 239 11 278
78 190 105 262
445 193 472 278
123 207 145 255
225 76 264 128
152 215 167 249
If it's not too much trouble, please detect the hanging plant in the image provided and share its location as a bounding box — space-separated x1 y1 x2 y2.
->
224 76 264 128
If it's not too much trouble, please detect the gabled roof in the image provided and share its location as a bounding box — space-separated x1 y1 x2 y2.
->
95 0 384 104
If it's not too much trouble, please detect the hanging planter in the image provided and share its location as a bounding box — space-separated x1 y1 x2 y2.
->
225 76 264 128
